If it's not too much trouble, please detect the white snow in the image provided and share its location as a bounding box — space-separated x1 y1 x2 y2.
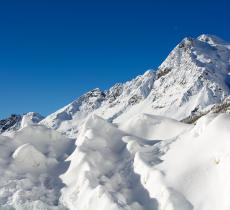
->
12 143 47 172
118 113 192 140
20 112 44 129
2 112 44 137
0 125 74 210
1 34 230 210
156 113 230 210
60 114 159 210
60 113 230 210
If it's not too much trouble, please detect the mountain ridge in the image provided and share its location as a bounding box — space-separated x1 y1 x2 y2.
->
2 34 229 137
40 34 230 137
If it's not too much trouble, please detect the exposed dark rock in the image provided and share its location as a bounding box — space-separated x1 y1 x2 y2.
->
156 67 172 79
128 95 142 105
0 114 22 133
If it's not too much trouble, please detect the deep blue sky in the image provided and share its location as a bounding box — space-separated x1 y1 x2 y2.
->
0 0 229 118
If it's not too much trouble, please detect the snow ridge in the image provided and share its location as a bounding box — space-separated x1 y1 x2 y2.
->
60 114 192 210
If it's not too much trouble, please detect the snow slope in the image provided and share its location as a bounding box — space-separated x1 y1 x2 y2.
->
41 34 230 138
154 113 230 210
60 113 230 210
60 114 186 210
118 113 191 140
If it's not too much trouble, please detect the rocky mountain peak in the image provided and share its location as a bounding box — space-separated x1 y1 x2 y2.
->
41 34 230 137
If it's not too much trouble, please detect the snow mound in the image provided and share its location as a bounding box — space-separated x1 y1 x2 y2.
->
154 113 230 210
60 113 230 210
20 112 44 128
0 124 75 210
60 114 194 210
12 143 47 172
119 113 192 140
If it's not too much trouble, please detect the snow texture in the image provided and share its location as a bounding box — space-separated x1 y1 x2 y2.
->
0 125 75 210
60 113 230 210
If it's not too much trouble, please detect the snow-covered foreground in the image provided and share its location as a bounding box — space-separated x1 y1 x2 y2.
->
2 111 230 209
0 124 75 210
59 113 230 210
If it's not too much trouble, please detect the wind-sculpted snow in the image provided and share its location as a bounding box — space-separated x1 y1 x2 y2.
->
41 34 230 138
2 111 230 209
60 113 230 210
60 114 193 210
118 113 192 140
158 113 230 210
0 124 75 210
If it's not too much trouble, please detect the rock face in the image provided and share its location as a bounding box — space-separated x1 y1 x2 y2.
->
0 114 22 134
41 34 230 137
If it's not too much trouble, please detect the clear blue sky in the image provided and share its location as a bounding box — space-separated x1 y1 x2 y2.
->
0 0 229 118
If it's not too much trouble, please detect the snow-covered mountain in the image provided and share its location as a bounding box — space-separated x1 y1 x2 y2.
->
1 34 230 210
0 112 44 136
0 114 22 134
40 70 156 137
41 34 230 138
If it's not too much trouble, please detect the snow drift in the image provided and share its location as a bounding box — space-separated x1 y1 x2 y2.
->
60 113 230 210
0 124 75 210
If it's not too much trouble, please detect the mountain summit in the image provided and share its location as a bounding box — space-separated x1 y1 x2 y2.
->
41 34 230 137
